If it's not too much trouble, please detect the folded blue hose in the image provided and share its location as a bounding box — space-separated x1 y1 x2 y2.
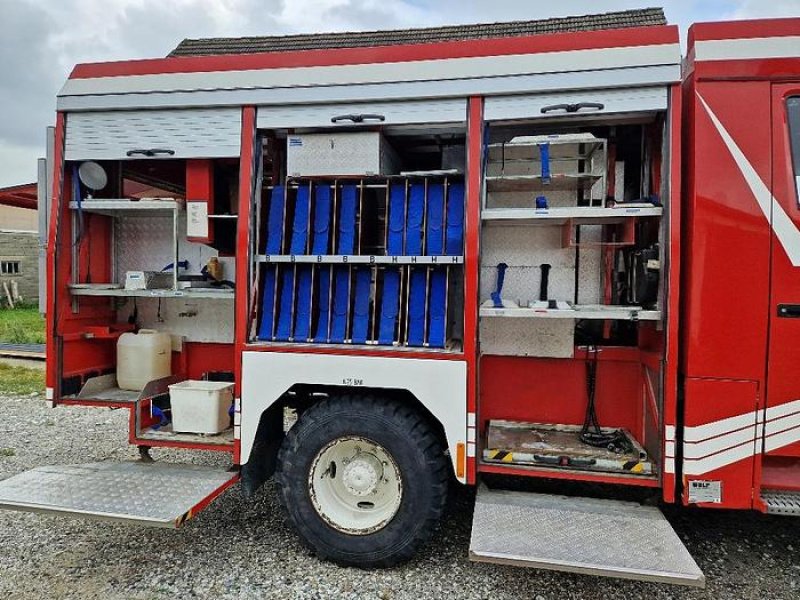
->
311 184 332 255
445 182 465 255
405 183 424 256
290 185 311 254
293 267 313 340
378 269 400 345
407 268 427 346
275 268 295 341
265 185 285 254
313 267 332 342
330 267 350 343
426 183 445 255
257 267 277 340
338 185 358 254
350 268 371 344
427 268 447 348
387 184 405 256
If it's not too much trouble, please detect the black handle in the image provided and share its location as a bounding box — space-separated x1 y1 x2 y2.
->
539 263 552 301
126 148 176 157
541 102 605 114
331 113 386 124
778 304 800 318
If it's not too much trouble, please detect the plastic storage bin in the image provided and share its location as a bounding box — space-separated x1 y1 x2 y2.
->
168 380 234 434
117 329 172 391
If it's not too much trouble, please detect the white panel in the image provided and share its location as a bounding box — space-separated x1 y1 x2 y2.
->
484 86 668 122
240 352 468 482
258 98 466 129
59 65 680 112
695 36 800 62
65 108 242 160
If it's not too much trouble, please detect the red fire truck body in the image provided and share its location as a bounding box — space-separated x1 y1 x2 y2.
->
2 8 799 587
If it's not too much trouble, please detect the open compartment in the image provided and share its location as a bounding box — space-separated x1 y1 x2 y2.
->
250 121 467 352
477 102 670 483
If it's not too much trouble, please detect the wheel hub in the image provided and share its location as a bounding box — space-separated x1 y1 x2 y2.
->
342 453 383 496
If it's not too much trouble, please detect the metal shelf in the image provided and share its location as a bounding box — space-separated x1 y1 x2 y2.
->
480 305 662 321
481 206 662 225
485 174 603 193
257 255 464 265
69 199 182 217
69 284 234 299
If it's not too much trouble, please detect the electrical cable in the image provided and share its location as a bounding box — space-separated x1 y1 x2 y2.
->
579 345 633 454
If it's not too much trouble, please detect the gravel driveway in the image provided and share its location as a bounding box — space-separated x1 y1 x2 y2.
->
0 394 798 600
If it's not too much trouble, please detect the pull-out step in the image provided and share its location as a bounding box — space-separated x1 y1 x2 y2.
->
0 462 238 527
762 490 800 515
470 487 704 587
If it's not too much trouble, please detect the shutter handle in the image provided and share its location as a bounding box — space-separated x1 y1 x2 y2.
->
331 113 386 124
540 102 605 114
126 149 150 157
148 148 176 156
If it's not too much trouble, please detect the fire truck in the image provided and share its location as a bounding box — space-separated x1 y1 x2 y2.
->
1 7 799 587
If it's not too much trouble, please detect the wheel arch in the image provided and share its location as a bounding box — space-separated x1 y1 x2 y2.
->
240 351 467 483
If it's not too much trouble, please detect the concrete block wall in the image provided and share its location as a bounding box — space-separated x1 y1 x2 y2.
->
0 231 39 304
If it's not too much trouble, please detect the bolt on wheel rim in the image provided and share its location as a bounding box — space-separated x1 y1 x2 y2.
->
309 436 403 535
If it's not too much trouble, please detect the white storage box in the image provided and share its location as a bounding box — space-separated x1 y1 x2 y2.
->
168 380 234 434
286 131 399 177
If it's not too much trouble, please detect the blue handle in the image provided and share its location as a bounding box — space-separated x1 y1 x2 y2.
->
539 143 551 184
491 263 508 308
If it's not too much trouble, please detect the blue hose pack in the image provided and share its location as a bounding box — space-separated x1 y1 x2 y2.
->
258 177 464 348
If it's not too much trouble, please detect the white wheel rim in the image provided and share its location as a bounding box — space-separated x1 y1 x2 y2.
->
309 436 403 535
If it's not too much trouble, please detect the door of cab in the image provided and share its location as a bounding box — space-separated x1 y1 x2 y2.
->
765 84 800 459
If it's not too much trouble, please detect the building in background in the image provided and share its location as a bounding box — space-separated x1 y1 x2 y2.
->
0 183 39 305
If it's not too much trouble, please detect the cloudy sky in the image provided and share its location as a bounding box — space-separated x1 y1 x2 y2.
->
1 0 799 188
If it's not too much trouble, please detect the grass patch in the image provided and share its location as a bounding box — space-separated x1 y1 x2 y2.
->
0 448 14 457
0 305 45 345
0 363 44 396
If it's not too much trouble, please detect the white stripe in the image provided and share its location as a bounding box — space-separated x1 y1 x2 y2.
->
665 440 675 457
234 424 241 440
684 409 758 442
764 411 800 438
684 426 757 459
467 442 476 457
695 36 800 62
698 93 800 267
467 412 476 427
46 387 54 400
765 398 800 421
59 44 680 98
764 424 800 453
683 442 755 475
467 428 476 443
234 396 241 412
665 424 676 441
233 412 241 426
664 457 675 474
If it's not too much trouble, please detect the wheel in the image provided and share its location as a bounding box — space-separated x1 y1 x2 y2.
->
275 394 448 567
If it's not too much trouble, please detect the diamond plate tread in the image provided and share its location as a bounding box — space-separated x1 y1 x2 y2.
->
470 487 705 587
0 462 237 527
763 489 800 516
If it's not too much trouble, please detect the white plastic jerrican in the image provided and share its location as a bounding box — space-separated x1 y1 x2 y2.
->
117 329 172 391
169 380 234 434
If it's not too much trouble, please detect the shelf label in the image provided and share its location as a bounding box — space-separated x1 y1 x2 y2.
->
187 201 209 238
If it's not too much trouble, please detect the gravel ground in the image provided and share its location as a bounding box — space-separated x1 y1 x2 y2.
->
0 394 799 600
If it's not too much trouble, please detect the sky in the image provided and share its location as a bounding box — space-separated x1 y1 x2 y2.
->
0 0 799 188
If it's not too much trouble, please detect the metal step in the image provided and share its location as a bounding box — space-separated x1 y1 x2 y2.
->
0 462 238 527
762 489 800 515
469 487 705 587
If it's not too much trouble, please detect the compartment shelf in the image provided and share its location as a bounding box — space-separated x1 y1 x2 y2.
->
257 254 464 265
481 206 662 225
480 304 661 321
485 174 602 193
69 198 183 217
69 284 234 299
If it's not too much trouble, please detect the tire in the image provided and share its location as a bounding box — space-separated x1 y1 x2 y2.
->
275 394 448 567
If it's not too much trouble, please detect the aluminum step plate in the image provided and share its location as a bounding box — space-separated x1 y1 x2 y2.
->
762 489 800 516
0 462 238 527
470 487 705 587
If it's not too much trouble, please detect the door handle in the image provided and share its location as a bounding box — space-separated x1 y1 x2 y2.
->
331 113 386 124
777 304 800 318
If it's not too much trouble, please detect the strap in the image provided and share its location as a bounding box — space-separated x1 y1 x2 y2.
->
539 143 551 184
